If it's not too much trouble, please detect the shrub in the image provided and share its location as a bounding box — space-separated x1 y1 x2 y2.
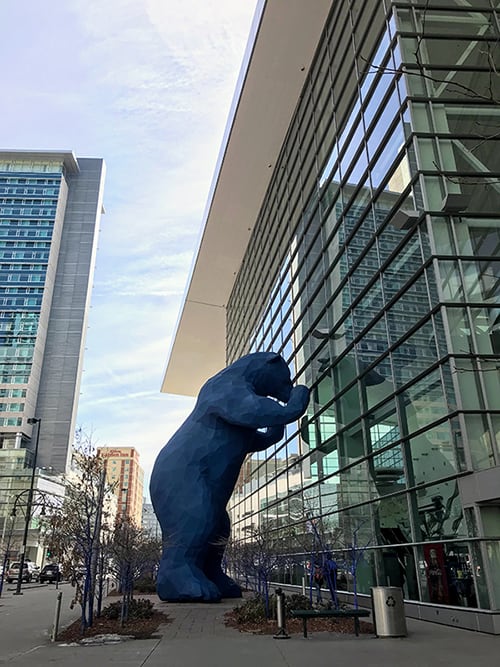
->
134 578 157 594
232 595 268 624
232 591 313 625
101 597 155 621
285 593 312 616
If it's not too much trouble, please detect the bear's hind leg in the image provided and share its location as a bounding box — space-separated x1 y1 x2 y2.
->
157 545 221 602
203 511 242 599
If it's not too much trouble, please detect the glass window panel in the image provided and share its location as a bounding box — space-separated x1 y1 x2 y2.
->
376 493 412 545
337 413 365 461
367 87 401 160
446 307 473 354
417 542 478 607
353 276 384 334
350 178 374 221
321 183 342 229
381 545 420 600
410 102 432 132
408 421 458 487
349 243 379 301
470 307 500 354
400 369 449 435
447 137 500 175
418 37 497 69
371 446 406 496
341 548 377 596
362 354 394 396
377 212 408 265
382 234 422 301
467 541 490 608
463 259 499 303
423 175 446 210
439 260 464 302
404 66 427 96
444 105 500 137
366 398 399 451
468 222 500 257
364 67 394 126
429 310 447 360
356 314 388 363
371 125 408 191
345 148 369 186
386 272 431 336
422 68 497 102
455 359 485 410
480 507 500 539
328 351 361 400
431 217 456 255
416 137 440 170
360 29 391 101
464 413 495 470
393 321 439 388
490 415 500 460
319 141 339 188
479 360 500 413
415 479 465 542
339 120 365 180
417 10 496 37
453 178 500 214
484 541 500 609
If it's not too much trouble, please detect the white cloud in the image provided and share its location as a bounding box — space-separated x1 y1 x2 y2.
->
0 0 258 495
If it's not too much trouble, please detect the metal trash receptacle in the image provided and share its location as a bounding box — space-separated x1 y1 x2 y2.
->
371 586 407 637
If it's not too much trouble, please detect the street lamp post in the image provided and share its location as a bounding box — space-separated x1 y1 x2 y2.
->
14 417 41 595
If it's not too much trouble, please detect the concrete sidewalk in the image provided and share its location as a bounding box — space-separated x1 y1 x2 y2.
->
2 597 499 666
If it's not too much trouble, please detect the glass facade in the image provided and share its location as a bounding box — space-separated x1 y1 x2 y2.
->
0 160 63 433
227 1 500 613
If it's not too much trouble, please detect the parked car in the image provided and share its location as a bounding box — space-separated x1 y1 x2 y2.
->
6 562 31 583
39 563 62 583
26 561 40 582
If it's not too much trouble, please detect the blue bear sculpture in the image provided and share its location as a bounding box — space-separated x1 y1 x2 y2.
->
150 352 310 602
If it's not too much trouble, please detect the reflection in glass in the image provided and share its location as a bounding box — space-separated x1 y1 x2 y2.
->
408 421 458 487
414 480 465 542
417 543 478 608
464 413 495 471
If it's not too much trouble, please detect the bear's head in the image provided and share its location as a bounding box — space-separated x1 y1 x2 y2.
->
233 352 293 403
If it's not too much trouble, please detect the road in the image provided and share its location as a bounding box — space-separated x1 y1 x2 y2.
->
0 581 81 662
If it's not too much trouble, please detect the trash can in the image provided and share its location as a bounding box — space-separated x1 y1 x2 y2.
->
371 586 407 637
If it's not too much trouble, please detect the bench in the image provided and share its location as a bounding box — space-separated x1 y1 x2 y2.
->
290 608 371 638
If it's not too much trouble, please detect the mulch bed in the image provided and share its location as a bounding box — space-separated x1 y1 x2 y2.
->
56 610 171 642
224 610 374 636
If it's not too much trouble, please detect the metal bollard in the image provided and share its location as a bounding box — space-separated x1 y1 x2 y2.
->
273 588 290 639
50 591 63 642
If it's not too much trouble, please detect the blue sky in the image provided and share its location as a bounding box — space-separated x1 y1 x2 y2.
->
0 0 258 492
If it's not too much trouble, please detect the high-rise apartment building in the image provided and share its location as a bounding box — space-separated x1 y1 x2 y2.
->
98 447 144 526
0 150 105 474
163 1 500 632
0 150 104 567
142 501 161 539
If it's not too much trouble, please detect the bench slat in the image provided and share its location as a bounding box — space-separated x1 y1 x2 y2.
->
290 609 370 638
290 610 369 617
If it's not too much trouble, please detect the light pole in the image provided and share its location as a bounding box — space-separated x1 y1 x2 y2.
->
14 417 41 595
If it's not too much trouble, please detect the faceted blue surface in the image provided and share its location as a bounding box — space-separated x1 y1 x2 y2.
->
150 352 310 602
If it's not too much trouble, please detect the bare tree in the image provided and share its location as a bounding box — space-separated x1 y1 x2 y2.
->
106 517 161 625
43 431 113 632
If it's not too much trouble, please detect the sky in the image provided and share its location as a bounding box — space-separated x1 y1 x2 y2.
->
0 0 259 495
